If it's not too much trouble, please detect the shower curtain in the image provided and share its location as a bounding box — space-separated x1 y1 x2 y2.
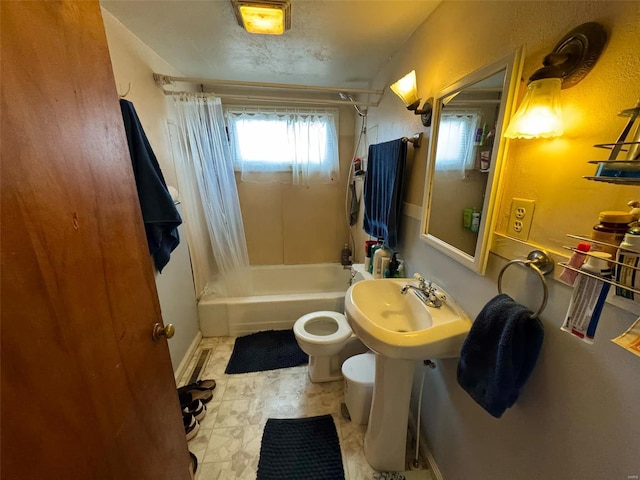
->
172 93 251 298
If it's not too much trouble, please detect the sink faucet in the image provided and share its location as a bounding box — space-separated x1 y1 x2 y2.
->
401 274 445 308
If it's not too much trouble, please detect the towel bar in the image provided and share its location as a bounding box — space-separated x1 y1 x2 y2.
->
497 250 554 319
401 133 423 148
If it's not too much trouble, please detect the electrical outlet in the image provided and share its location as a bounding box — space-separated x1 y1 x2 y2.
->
508 198 535 240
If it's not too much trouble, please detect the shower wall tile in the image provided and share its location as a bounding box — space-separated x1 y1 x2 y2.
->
234 106 355 266
281 182 344 264
236 178 283 265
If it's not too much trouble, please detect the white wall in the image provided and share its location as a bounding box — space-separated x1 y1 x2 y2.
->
367 1 640 478
102 9 200 374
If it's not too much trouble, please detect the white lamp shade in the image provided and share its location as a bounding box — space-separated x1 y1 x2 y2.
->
390 70 420 107
504 78 564 139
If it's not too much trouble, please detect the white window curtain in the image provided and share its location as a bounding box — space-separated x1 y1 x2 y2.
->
172 93 251 298
434 110 480 179
225 106 340 185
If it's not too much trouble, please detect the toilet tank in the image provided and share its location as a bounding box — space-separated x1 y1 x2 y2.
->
350 264 374 284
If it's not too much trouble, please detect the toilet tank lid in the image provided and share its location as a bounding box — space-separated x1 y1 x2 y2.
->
342 353 375 384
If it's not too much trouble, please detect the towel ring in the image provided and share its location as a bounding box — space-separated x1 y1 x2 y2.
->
497 250 554 319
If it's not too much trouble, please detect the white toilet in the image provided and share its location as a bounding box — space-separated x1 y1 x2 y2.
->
293 311 352 382
293 264 372 383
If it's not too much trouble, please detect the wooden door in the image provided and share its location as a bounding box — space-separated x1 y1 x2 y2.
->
1 2 190 479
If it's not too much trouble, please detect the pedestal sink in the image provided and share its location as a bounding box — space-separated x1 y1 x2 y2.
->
344 278 471 472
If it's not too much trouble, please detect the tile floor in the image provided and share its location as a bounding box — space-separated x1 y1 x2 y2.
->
179 336 434 480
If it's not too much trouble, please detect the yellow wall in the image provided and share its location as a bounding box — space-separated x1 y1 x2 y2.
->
236 107 355 265
370 0 639 255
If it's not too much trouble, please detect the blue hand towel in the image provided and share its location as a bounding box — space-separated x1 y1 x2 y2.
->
457 294 544 418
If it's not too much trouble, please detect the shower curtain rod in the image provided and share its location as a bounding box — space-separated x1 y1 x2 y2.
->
153 73 383 97
163 90 380 107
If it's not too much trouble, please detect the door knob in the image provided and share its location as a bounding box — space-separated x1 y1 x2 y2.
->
152 322 175 342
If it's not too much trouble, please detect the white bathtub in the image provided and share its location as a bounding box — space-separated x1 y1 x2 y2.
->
198 263 352 336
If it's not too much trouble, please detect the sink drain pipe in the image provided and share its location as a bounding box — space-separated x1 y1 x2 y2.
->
414 360 437 469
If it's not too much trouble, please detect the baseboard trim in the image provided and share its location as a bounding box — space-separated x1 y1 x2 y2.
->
174 331 202 382
408 410 444 480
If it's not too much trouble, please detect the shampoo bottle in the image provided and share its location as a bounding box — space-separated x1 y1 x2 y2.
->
368 239 383 273
341 243 352 267
372 245 392 279
562 252 612 343
615 227 640 300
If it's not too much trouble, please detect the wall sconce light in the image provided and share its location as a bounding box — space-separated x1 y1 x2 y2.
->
504 22 607 139
390 70 433 127
231 0 291 35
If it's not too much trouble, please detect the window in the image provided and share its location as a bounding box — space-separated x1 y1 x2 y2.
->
225 106 339 185
435 110 480 178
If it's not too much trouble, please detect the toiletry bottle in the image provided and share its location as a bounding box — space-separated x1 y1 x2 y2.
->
558 241 591 286
562 252 612 343
396 259 405 278
341 244 352 267
470 210 480 233
628 200 640 227
369 239 383 273
364 240 377 272
388 252 399 277
615 227 640 300
591 211 633 258
372 245 392 279
463 208 473 229
381 257 391 278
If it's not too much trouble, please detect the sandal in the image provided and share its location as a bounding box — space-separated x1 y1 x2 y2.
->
179 379 216 392
179 388 213 407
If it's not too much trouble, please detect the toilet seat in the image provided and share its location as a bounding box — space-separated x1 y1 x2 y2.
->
293 311 352 345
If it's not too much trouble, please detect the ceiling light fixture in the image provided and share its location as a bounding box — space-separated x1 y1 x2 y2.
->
390 70 433 127
504 22 607 139
231 0 291 35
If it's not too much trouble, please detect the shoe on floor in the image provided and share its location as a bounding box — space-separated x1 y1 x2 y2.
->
188 451 198 480
178 379 216 394
183 399 206 421
179 388 213 408
183 412 200 441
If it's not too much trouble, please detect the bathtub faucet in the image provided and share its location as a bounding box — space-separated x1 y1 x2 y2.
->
400 273 444 308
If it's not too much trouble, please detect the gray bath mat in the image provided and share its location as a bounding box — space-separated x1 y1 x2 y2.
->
257 415 345 480
225 329 308 374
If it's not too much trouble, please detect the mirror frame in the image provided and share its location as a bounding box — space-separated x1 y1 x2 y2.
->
420 49 524 274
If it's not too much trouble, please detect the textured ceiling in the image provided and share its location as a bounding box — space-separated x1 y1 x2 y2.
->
101 0 441 89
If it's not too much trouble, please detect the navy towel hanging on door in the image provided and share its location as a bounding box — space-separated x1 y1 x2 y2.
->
119 99 181 272
363 139 407 248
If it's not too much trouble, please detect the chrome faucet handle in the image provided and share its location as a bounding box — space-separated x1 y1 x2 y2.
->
413 273 428 290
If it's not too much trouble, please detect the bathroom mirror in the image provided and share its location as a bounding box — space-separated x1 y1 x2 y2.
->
420 50 523 274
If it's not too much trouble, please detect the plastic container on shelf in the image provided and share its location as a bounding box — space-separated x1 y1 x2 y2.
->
615 227 640 300
591 211 633 258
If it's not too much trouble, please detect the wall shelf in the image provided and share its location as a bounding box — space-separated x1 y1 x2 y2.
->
563 234 640 296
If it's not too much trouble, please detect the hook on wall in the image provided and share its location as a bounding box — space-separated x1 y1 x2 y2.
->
118 83 132 98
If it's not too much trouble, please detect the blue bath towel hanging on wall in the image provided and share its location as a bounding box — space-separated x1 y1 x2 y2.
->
363 138 407 248
119 99 182 272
